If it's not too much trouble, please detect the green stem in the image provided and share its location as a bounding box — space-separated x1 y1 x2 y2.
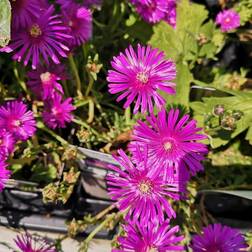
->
94 204 115 221
69 53 83 98
124 107 131 125
62 80 70 97
79 213 116 252
38 122 68 146
74 96 93 108
73 117 109 141
87 99 94 124
8 157 36 166
72 117 91 129
13 68 29 94
85 73 94 96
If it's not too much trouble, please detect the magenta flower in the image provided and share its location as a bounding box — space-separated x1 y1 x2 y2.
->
130 109 208 178
0 161 11 192
42 94 75 129
114 220 184 252
15 232 56 252
0 129 15 159
216 9 240 32
107 44 176 114
27 64 65 100
10 0 48 29
106 148 179 223
164 1 176 28
130 0 169 24
62 3 92 47
0 101 36 141
191 224 248 252
1 6 71 69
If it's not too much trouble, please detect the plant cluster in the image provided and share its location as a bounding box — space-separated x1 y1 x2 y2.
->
0 0 251 251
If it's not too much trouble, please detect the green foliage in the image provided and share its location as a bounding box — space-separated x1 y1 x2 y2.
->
235 0 252 25
42 168 80 204
0 0 11 47
149 0 224 106
191 87 252 148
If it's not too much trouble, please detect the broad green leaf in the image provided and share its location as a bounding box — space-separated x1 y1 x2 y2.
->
149 21 181 61
149 0 208 107
0 0 11 47
171 62 193 106
245 126 252 145
126 20 153 42
149 0 208 62
191 95 252 148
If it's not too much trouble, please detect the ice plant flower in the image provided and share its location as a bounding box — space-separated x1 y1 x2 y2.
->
130 109 208 178
0 100 36 141
10 0 46 29
130 0 169 24
190 223 248 252
14 232 56 252
0 6 71 69
27 64 65 100
0 161 11 192
113 220 184 252
164 1 176 28
42 94 75 129
0 129 15 159
216 9 240 32
107 44 176 114
62 3 92 47
106 148 179 223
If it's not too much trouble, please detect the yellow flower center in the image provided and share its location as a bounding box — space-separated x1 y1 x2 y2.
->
148 247 158 252
224 17 231 24
30 24 42 38
136 72 149 84
40 72 52 83
139 181 152 194
13 120 21 127
164 141 173 151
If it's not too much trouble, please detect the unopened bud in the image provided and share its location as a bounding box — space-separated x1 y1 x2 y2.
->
213 104 225 116
77 129 90 143
221 115 236 131
232 110 243 120
62 146 77 161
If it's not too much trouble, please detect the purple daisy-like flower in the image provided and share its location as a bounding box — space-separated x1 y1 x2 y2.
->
42 94 75 129
0 129 15 159
216 9 240 32
164 1 176 28
62 3 92 47
1 6 71 69
131 0 169 24
0 100 36 141
106 148 179 223
27 64 65 100
130 109 208 178
10 0 48 29
114 220 184 252
14 232 56 252
191 223 248 252
0 161 11 192
107 44 176 114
